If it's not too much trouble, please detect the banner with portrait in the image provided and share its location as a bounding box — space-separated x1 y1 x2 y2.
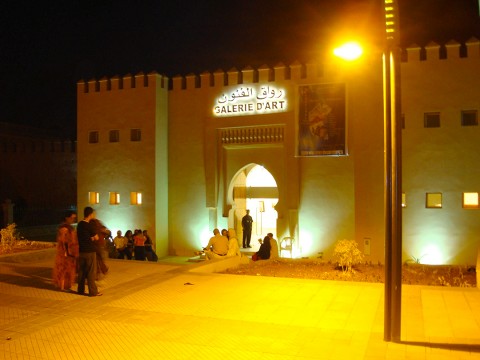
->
298 83 346 156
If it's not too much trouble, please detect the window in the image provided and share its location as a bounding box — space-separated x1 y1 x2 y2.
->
130 128 141 142
401 193 406 208
461 110 478 126
88 192 100 204
89 131 99 143
463 192 479 209
109 192 120 205
424 113 440 128
130 192 142 205
109 130 120 142
426 192 442 208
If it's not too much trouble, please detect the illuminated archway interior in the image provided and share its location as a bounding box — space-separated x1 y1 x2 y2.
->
232 164 278 251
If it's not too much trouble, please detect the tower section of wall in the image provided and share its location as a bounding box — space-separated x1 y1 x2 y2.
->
77 73 168 255
401 38 480 264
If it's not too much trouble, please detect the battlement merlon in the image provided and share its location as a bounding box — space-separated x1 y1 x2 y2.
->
405 37 480 62
76 72 168 95
171 61 303 91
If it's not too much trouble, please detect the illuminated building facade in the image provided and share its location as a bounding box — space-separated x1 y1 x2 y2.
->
77 38 480 265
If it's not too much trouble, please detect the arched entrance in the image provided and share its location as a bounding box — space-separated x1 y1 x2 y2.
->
228 164 278 252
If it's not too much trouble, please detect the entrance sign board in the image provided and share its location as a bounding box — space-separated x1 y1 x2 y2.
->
213 85 287 117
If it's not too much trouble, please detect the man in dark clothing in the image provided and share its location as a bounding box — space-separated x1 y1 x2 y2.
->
77 206 101 296
242 209 253 248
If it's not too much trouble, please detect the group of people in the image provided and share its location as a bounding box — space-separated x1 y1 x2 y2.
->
112 229 158 261
252 233 279 261
203 228 242 260
52 206 108 296
52 206 158 297
202 227 279 262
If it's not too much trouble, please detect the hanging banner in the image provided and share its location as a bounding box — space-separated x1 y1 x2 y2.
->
298 83 346 156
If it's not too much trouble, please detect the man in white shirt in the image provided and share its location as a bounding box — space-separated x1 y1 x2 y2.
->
204 228 229 260
113 230 127 259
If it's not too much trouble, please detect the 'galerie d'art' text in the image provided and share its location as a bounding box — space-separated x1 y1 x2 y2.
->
213 85 287 116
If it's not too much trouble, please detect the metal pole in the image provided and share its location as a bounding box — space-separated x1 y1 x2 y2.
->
383 0 402 342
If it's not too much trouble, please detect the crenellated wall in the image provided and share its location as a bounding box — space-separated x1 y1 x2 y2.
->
76 38 480 264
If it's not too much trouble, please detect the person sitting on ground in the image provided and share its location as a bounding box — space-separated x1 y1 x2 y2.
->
267 232 279 259
133 229 146 261
253 236 271 261
221 228 229 239
113 230 127 259
204 228 229 260
124 230 134 260
226 228 241 257
143 230 158 262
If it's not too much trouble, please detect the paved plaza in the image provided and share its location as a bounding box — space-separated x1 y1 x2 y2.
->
0 249 479 359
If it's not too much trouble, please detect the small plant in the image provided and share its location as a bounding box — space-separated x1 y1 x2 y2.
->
405 253 426 264
0 223 19 254
333 239 364 273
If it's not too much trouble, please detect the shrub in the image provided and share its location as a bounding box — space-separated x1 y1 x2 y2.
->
333 239 364 273
0 223 19 254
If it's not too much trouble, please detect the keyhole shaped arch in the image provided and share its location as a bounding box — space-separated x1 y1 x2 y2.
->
227 163 279 241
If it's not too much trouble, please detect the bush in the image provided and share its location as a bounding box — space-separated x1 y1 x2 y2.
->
333 239 364 273
0 223 19 254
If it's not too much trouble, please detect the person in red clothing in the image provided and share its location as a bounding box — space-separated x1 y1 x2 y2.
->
133 229 146 261
52 210 78 291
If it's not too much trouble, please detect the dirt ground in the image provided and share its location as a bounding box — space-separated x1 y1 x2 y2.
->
221 258 477 287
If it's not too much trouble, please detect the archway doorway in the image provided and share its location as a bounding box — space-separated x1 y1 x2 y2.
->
229 164 278 252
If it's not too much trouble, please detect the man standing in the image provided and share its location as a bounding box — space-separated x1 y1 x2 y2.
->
242 209 253 248
204 228 229 260
76 206 101 297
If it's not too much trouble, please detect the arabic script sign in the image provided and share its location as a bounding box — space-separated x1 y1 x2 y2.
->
213 85 287 117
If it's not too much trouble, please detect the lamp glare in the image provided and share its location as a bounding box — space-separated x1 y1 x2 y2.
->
333 42 363 61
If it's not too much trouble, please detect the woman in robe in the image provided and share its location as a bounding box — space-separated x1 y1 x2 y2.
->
52 211 79 291
226 228 241 257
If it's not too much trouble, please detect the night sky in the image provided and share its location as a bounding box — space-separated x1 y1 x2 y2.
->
1 0 479 137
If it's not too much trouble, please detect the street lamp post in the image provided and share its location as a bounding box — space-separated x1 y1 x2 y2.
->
383 0 402 342
333 0 402 342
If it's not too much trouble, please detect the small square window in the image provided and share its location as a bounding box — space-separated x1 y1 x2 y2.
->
89 131 99 143
131 129 141 142
109 192 120 205
461 110 478 126
130 192 142 205
88 192 100 204
424 113 440 128
401 193 406 208
109 130 120 142
426 192 442 208
463 192 479 209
